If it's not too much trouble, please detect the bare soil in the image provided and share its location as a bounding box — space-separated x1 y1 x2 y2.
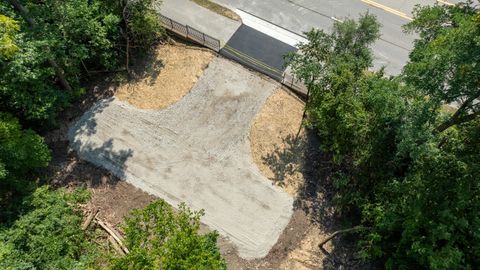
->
115 44 214 110
249 88 306 196
247 89 329 269
43 41 363 269
191 0 241 21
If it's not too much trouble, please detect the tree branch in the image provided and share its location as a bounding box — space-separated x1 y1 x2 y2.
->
318 226 367 255
435 90 480 133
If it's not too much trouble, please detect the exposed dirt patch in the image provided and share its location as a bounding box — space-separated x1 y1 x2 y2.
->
247 89 327 269
115 44 214 110
249 88 306 196
51 155 156 226
69 57 292 259
43 42 359 269
191 0 241 21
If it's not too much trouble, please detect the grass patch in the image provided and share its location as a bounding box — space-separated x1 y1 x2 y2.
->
441 104 457 114
191 0 241 21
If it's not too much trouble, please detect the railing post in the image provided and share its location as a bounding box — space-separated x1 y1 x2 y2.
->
186 25 190 38
169 18 173 29
202 33 206 46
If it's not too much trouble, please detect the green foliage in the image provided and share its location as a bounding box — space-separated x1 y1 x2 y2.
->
125 0 165 49
0 14 20 59
0 113 50 176
362 120 480 269
289 7 480 269
403 2 480 132
286 12 380 89
0 186 97 270
0 113 50 220
287 13 408 211
110 200 226 270
0 0 164 125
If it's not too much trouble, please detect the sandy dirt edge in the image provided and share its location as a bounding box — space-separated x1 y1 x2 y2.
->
115 44 214 110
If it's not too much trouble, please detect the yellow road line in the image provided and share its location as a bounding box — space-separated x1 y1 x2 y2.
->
224 45 278 72
223 45 283 75
361 0 412 21
436 0 454 6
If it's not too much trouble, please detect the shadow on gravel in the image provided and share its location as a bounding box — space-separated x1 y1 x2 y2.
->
50 102 134 189
261 128 371 269
44 74 134 190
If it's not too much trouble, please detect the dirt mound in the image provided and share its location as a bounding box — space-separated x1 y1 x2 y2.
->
115 44 214 109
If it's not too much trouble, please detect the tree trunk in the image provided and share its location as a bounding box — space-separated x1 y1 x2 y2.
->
436 110 480 133
296 82 311 138
8 0 72 91
435 90 480 133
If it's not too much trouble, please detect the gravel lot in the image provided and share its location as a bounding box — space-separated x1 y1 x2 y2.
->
68 57 293 259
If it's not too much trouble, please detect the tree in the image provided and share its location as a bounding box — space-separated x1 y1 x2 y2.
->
0 0 164 124
362 120 480 269
0 187 98 270
7 0 72 91
0 14 19 59
0 113 50 221
287 8 480 269
110 200 226 270
285 12 381 138
403 2 480 132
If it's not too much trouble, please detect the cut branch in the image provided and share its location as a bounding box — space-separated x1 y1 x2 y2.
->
108 236 126 256
318 226 367 255
95 217 129 254
81 208 99 230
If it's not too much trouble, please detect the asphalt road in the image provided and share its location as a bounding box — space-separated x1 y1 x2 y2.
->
213 0 462 75
221 24 297 80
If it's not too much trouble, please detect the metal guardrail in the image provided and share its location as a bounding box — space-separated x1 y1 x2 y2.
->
159 14 221 52
159 14 307 96
281 73 308 95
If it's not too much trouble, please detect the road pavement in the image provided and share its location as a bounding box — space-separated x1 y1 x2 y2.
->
161 0 241 45
221 24 297 80
213 0 461 75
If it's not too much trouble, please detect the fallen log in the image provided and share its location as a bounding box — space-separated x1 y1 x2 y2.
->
108 236 126 256
81 208 99 230
95 217 129 254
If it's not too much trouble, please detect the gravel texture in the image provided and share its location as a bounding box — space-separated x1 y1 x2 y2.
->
69 57 293 259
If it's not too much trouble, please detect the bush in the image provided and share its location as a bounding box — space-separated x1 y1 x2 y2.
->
110 200 226 270
0 186 97 270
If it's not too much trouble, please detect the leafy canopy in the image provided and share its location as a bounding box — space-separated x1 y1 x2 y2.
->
0 14 19 59
403 2 480 132
0 187 96 270
110 200 227 270
288 6 480 269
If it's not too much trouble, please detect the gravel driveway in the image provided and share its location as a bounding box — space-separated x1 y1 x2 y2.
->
68 57 293 259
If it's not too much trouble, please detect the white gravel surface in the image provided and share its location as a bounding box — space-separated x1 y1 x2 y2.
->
68 57 294 259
